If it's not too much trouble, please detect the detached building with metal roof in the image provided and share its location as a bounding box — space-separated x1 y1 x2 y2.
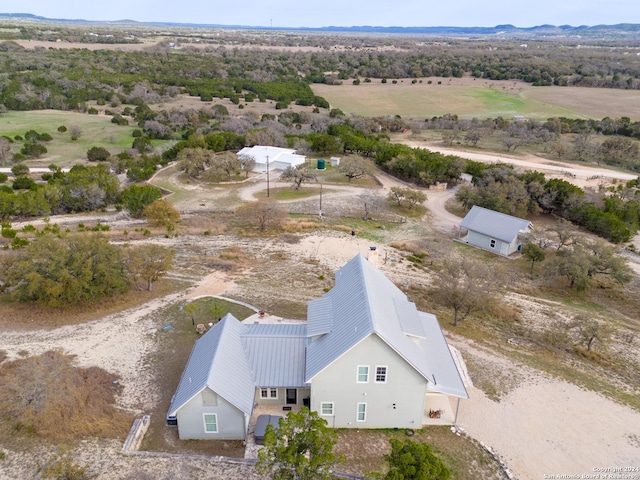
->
167 254 469 440
236 145 306 173
459 205 533 256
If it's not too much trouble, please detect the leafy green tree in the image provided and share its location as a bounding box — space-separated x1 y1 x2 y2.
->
132 136 152 154
178 147 214 178
256 407 342 480
4 234 128 307
208 152 242 181
87 146 111 162
376 438 451 480
121 185 162 217
12 176 36 190
545 240 632 291
11 163 30 177
21 142 47 158
522 243 546 272
388 187 427 209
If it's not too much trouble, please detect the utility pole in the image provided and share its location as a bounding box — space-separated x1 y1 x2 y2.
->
266 155 270 198
319 183 323 218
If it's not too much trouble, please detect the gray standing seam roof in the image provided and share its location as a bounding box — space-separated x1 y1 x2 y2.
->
170 254 469 421
305 254 468 399
167 314 255 417
242 323 307 387
460 205 532 243
168 318 307 418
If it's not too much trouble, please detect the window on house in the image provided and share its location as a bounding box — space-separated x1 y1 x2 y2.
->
490 239 496 248
356 403 367 422
357 365 369 383
260 388 278 399
320 402 334 415
375 366 387 383
203 413 218 433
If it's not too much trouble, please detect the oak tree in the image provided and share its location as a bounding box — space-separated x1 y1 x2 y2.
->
256 407 342 480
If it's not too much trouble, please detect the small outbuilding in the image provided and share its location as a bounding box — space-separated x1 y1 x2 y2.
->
330 157 341 167
459 205 533 256
237 145 306 173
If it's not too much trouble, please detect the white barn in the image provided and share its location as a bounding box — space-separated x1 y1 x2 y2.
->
237 146 306 173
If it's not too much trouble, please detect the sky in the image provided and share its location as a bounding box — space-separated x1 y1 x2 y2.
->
1 0 637 29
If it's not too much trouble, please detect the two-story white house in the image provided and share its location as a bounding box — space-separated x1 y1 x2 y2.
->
167 253 468 440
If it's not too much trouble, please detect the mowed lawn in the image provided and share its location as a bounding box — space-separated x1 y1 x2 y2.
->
311 77 640 120
0 110 146 167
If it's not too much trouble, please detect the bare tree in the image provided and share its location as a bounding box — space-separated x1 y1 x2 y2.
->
209 152 242 181
0 137 12 166
571 315 613 352
339 157 375 182
433 258 493 326
547 221 578 250
238 154 256 178
69 125 82 140
281 164 317 190
237 198 287 231
359 190 382 221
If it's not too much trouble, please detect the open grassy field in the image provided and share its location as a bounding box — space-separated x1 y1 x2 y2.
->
0 110 146 167
311 77 640 120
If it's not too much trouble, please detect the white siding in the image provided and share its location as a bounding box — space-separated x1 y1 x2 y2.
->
310 334 427 428
176 388 247 440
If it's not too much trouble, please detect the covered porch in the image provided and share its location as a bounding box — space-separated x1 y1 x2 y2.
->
422 393 460 426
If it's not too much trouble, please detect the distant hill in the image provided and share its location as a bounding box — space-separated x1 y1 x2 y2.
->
1 13 639 39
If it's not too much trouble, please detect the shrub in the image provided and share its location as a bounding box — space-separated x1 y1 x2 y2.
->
57 125 67 133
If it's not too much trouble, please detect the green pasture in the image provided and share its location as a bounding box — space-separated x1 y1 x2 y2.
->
0 110 167 167
311 81 640 120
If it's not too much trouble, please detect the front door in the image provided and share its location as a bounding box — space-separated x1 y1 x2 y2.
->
286 389 297 405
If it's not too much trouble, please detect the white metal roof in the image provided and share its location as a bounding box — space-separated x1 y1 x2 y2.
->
167 314 255 417
168 318 308 418
242 324 307 387
237 145 306 172
460 205 532 243
169 255 469 422
305 254 468 399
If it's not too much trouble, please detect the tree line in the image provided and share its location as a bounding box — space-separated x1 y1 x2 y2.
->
457 163 640 243
0 232 174 307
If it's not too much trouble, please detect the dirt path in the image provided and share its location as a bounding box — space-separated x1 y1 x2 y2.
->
401 140 638 187
449 336 640 480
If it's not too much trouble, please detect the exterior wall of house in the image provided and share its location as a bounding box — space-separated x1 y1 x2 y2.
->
254 388 311 406
176 387 247 440
310 334 427 428
467 231 512 255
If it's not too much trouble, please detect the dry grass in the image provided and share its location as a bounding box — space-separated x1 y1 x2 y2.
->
311 77 640 120
282 217 321 232
180 215 229 236
0 279 183 332
335 427 508 479
0 350 132 443
201 245 257 273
